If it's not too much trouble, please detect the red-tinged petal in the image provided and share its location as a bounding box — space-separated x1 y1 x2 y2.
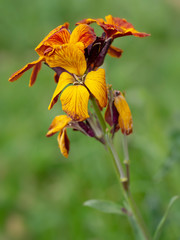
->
114 91 133 135
36 28 71 56
70 24 96 49
57 129 70 158
132 32 150 37
35 23 69 55
46 44 87 76
99 15 150 39
108 45 123 58
113 29 150 39
29 59 43 86
46 115 71 137
8 57 44 85
85 68 107 108
48 72 74 110
60 85 90 121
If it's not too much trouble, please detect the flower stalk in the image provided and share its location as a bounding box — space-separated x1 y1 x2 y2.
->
91 98 152 240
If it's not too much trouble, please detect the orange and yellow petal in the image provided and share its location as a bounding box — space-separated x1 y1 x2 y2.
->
105 15 114 25
108 45 123 58
85 68 107 108
114 91 133 135
60 85 90 121
36 28 71 57
57 129 70 158
70 24 96 49
8 57 44 85
35 23 69 55
76 18 97 25
46 44 87 76
48 72 74 110
46 115 71 137
113 27 150 38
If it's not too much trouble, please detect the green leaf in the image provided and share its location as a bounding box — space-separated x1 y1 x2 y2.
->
153 195 179 240
83 199 127 215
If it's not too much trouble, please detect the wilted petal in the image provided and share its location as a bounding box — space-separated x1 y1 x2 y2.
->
85 37 104 67
52 66 67 78
85 68 107 108
78 121 95 137
48 72 74 110
46 115 71 137
70 24 96 49
8 57 43 85
105 102 119 126
114 91 133 135
57 129 70 158
46 44 87 76
108 45 123 58
60 85 90 121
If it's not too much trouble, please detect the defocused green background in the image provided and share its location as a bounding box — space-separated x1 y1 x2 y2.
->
1 0 180 239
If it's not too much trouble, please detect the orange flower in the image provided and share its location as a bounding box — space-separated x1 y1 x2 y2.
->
9 23 96 86
46 115 72 158
77 15 150 39
77 15 150 58
35 23 96 58
8 23 69 86
48 44 107 122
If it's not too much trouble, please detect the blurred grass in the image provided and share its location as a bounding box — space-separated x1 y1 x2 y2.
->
1 0 180 239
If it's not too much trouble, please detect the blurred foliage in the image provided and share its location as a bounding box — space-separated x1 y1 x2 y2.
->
1 0 180 239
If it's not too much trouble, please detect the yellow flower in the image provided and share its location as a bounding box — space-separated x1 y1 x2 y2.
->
48 44 107 122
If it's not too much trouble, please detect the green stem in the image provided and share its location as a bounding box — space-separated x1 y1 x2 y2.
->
108 140 152 240
90 97 152 240
123 134 130 187
90 97 107 133
106 136 127 182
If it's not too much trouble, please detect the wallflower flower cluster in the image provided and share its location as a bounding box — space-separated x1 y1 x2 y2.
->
9 15 150 158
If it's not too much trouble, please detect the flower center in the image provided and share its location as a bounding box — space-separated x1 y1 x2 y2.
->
73 74 86 85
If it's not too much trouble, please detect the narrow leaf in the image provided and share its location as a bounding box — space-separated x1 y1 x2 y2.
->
153 195 179 240
83 199 126 215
